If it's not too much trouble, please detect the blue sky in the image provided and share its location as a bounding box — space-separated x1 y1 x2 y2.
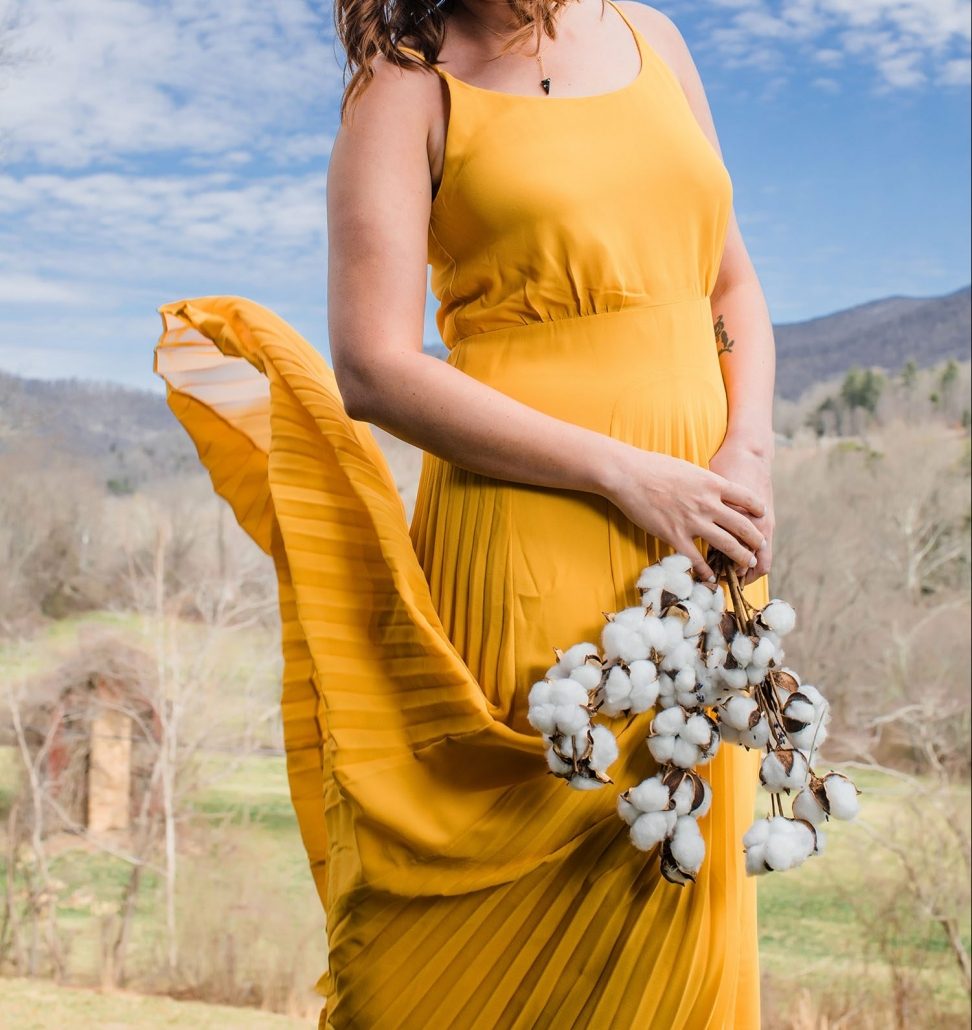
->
0 0 969 389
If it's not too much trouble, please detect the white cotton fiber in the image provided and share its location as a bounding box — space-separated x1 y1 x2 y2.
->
589 725 619 771
630 810 675 851
568 775 604 791
761 599 796 636
545 745 572 775
651 705 686 736
671 737 701 768
743 818 771 849
823 773 860 820
792 787 826 826
560 642 601 671
527 704 557 735
647 733 676 764
682 713 713 747
670 816 705 873
602 621 650 663
554 704 589 735
617 794 641 825
550 679 588 708
637 565 667 591
661 553 694 575
569 663 602 691
628 776 671 812
528 680 553 707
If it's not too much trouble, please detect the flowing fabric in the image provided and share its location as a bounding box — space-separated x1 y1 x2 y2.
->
153 3 766 1025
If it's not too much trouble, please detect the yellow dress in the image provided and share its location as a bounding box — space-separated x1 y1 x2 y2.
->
153 2 767 1025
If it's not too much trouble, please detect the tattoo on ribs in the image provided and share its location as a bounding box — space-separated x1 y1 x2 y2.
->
714 314 734 355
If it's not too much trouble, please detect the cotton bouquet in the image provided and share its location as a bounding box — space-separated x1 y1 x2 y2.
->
526 551 861 885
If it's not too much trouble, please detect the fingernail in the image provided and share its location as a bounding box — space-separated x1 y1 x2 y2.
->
761 538 767 548
748 555 757 567
707 574 717 583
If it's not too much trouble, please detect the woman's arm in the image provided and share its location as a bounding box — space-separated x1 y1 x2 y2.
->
623 4 777 585
326 50 767 582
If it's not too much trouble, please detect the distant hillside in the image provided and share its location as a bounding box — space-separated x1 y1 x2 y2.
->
773 284 970 399
1 286 968 485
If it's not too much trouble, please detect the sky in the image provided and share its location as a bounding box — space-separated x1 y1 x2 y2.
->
0 0 969 390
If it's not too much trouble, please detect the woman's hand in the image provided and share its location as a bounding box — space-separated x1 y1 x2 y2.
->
605 444 767 583
707 436 774 586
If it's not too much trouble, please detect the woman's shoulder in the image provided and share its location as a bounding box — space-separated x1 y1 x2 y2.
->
613 1 691 89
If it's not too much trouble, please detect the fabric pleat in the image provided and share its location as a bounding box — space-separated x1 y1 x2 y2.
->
154 3 768 1025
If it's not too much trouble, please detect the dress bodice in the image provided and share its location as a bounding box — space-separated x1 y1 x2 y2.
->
397 0 733 350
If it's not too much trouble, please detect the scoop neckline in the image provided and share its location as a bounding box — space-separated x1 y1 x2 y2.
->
427 0 647 103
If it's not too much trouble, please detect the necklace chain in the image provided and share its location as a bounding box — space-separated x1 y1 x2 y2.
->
457 3 551 94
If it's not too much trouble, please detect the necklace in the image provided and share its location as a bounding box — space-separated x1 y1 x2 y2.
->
458 4 552 95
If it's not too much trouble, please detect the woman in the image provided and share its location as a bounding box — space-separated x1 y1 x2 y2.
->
154 0 776 1026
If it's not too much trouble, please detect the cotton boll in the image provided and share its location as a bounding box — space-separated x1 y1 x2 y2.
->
759 749 810 793
747 663 769 686
792 787 827 826
527 703 558 735
683 713 713 747
672 666 694 692
764 833 799 871
811 828 827 856
651 705 687 736
665 570 694 600
528 680 553 707
705 626 727 652
745 842 770 876
671 776 696 816
720 667 749 692
603 665 633 705
602 621 650 663
560 642 602 671
759 599 796 637
614 606 650 630
640 615 668 653
822 773 860 820
545 745 572 775
743 818 771 849
721 695 758 732
647 733 677 764
671 815 705 873
660 553 694 575
637 564 667 592
617 794 641 825
671 737 701 768
589 725 619 771
718 721 744 745
655 673 677 709
693 779 713 818
569 663 603 691
752 636 778 668
730 634 755 666
739 714 770 749
672 600 706 637
554 704 590 735
628 775 672 812
690 582 717 611
628 682 659 714
629 659 658 688
783 697 816 729
567 774 604 791
549 679 589 708
630 810 676 851
705 645 728 671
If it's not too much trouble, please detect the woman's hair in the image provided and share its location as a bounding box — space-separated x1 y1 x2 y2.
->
334 0 577 123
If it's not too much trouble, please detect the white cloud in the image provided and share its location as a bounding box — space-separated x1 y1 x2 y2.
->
686 0 972 89
0 0 341 169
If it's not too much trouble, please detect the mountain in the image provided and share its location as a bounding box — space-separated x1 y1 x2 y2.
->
1 286 968 484
772 284 970 399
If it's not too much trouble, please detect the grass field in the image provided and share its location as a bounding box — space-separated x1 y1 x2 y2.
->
1 614 969 1027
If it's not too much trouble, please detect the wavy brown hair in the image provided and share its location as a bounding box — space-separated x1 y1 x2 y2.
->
334 0 580 123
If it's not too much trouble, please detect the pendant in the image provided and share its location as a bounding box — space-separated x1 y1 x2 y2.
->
540 77 551 95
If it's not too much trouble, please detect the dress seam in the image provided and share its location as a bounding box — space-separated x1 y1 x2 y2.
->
449 292 710 349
